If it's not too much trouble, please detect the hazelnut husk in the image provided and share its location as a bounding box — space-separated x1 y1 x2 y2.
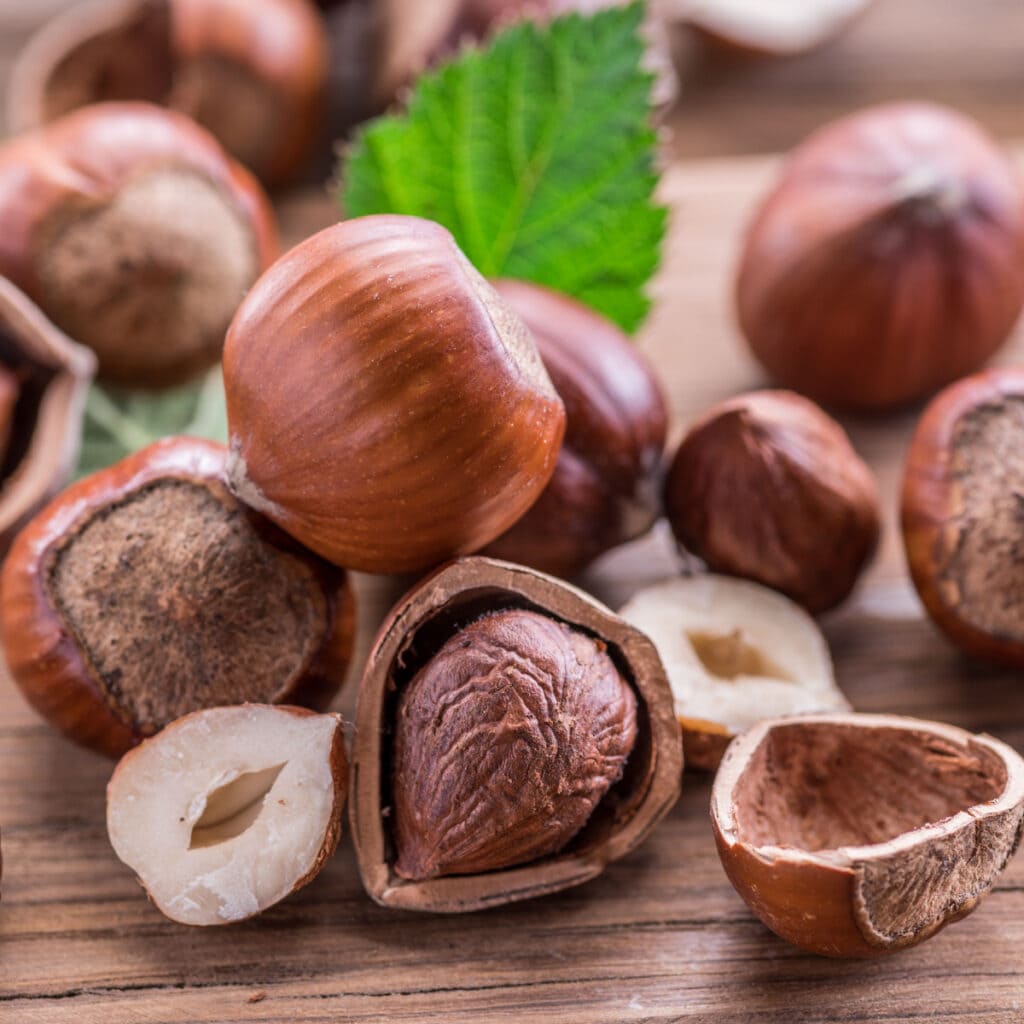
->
0 278 96 555
664 390 880 614
107 704 348 925
0 102 277 389
712 712 1024 957
223 215 566 575
902 367 1024 667
482 280 668 578
8 0 328 187
736 102 1024 411
0 436 355 759
351 557 683 911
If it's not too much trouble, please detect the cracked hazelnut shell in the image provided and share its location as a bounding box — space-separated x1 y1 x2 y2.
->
736 103 1024 411
664 391 880 614
0 278 95 556
0 102 277 388
902 367 1024 667
8 0 328 186
712 713 1024 957
224 216 566 575
483 280 668 578
351 557 683 912
0 436 355 759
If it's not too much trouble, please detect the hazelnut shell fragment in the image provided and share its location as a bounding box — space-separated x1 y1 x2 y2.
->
664 391 880 613
0 278 95 556
224 216 566 574
0 437 355 759
107 704 348 925
736 102 1024 411
902 367 1024 667
712 713 1024 957
483 280 668 577
351 557 683 912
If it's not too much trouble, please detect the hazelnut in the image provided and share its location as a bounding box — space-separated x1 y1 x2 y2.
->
712 712 1024 957
736 103 1024 411
0 102 277 389
8 0 328 187
107 704 348 925
351 557 682 911
664 390 880 614
223 216 566 575
901 367 1024 667
619 575 849 771
482 280 668 578
0 436 355 759
0 278 96 555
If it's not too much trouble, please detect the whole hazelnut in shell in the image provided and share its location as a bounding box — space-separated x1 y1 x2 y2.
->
483 280 668 578
223 215 566 575
902 367 1024 667
0 437 355 758
736 102 1024 411
0 102 277 388
664 390 880 614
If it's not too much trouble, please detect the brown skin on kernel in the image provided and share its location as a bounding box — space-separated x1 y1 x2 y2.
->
224 217 566 575
0 364 21 467
0 102 277 388
351 557 683 913
737 103 1024 411
712 713 1024 958
392 609 638 880
8 0 327 187
0 437 355 759
902 367 1024 667
665 391 880 614
483 280 668 578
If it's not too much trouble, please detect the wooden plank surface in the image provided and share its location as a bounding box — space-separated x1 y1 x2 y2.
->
4 2 1024 1022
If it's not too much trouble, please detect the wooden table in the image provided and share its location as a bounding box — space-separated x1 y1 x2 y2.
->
4 3 1024 1022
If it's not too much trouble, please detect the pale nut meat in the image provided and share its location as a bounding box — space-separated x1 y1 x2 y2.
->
711 713 1024 957
619 575 848 770
107 704 348 926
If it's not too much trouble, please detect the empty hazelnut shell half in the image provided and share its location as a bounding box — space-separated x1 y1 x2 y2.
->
619 575 848 771
712 713 1024 957
664 390 880 613
107 704 348 925
902 367 1024 667
0 436 355 759
351 556 683 912
483 280 668 578
736 102 1024 411
0 278 95 555
0 101 277 388
224 215 566 575
8 0 328 186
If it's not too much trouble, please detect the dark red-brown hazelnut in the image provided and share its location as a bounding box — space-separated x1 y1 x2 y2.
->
0 436 355 759
483 280 668 577
665 390 880 614
351 557 682 911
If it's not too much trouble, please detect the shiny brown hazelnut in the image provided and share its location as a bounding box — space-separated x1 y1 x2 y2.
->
223 215 566 575
664 390 880 614
482 280 668 578
736 103 1024 411
107 704 348 925
8 0 328 187
0 437 355 759
351 557 683 911
712 712 1024 957
0 102 277 388
0 278 96 555
901 367 1024 667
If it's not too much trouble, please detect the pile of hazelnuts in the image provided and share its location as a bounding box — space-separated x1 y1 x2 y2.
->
0 0 1023 963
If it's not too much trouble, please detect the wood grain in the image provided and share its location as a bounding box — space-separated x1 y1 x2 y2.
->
3 2 1024 1021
